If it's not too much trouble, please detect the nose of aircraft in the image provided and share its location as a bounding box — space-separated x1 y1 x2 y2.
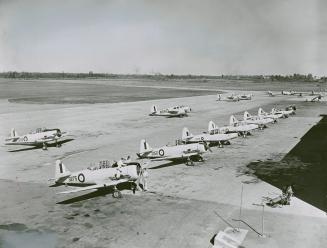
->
200 143 208 153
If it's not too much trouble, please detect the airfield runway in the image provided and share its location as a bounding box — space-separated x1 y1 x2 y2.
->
0 79 326 248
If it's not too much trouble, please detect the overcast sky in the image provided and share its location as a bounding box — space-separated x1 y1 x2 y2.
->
0 0 326 75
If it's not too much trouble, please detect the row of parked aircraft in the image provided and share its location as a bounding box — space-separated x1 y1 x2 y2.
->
136 105 296 166
267 90 325 102
3 98 296 199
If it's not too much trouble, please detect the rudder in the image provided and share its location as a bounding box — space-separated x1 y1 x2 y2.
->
55 160 70 180
229 115 238 126
182 127 193 140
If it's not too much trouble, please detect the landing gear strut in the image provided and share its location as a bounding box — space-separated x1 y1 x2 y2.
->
42 143 47 150
112 187 122 198
131 183 137 194
186 157 194 166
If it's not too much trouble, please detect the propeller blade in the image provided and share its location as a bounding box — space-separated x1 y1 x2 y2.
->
204 141 212 152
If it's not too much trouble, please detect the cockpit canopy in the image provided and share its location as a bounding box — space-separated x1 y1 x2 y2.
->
29 128 60 134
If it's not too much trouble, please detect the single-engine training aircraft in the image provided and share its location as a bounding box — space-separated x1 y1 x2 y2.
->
136 139 207 164
281 90 295 95
5 128 67 150
243 111 275 129
181 127 238 147
208 119 258 138
217 93 240 102
258 108 285 120
238 93 253 100
49 160 146 198
271 105 296 117
306 94 323 102
149 105 189 117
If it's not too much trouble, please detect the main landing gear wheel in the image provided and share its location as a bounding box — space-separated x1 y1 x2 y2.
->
131 183 137 194
198 155 205 162
112 190 122 198
42 143 47 150
186 157 194 166
56 141 61 148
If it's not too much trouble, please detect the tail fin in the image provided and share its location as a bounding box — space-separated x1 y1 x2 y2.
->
243 111 251 120
150 105 157 113
229 115 238 126
139 139 152 154
258 108 266 116
182 127 193 140
208 121 217 133
55 160 70 180
10 128 18 138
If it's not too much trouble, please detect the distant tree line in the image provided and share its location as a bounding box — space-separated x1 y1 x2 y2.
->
0 71 325 82
270 73 317 82
0 71 220 80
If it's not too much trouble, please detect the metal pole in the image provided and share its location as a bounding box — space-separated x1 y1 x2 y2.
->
253 203 265 237
239 184 244 229
262 205 264 235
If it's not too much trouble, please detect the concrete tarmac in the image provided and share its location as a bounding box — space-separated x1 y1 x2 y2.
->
0 82 326 248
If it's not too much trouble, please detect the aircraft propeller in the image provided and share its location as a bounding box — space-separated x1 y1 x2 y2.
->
56 129 62 137
203 141 212 152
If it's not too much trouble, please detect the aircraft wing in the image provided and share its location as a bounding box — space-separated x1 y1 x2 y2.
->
6 136 58 145
57 178 130 194
5 141 41 146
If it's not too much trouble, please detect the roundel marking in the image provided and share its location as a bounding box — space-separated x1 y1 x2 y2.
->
158 149 164 156
78 173 85 183
23 136 28 141
201 136 205 141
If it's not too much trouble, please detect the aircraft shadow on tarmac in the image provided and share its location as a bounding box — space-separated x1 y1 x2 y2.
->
57 182 136 204
8 138 74 152
149 160 206 169
149 161 180 170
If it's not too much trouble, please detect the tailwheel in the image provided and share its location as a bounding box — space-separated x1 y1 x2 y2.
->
198 155 204 162
112 190 122 198
218 142 223 148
